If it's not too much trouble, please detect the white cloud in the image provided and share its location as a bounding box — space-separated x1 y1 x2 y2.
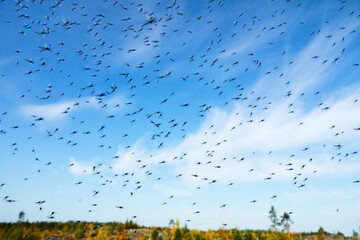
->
20 94 128 121
153 184 191 197
69 157 94 176
251 14 360 101
22 100 75 121
106 18 360 188
109 73 360 187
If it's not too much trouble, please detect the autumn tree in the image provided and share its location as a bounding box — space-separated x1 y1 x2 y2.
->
96 226 107 240
243 230 254 240
73 223 85 240
232 228 244 240
317 227 326 240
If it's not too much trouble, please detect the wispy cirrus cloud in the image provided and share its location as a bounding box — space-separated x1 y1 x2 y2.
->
107 94 360 186
20 94 128 121
69 157 94 176
108 27 360 186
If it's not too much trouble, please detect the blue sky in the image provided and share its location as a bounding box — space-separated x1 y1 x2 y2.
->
0 0 360 235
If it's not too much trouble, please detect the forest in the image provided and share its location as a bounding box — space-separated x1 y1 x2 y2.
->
0 217 358 240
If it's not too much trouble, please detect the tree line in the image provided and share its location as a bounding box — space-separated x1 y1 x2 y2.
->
0 208 357 240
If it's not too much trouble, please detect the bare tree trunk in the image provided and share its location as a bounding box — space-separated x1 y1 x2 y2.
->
285 221 289 234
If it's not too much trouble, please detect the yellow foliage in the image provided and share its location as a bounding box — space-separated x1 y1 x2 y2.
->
264 231 278 240
205 229 216 240
218 227 229 240
171 227 177 237
96 226 108 240
190 229 201 238
42 229 51 238
114 232 123 240
251 232 258 240
286 232 294 240
88 223 94 231
84 230 92 240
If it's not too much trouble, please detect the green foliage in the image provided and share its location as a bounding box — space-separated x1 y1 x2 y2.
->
232 228 244 240
243 230 253 240
317 227 326 240
268 206 294 234
194 232 205 240
174 228 182 240
152 229 159 240
72 223 85 240
125 219 140 229
0 221 353 240
18 211 25 222
280 212 293 233
14 228 23 240
269 206 280 231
